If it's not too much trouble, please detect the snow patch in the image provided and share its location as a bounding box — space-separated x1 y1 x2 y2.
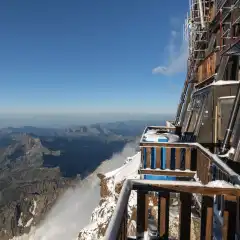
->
25 218 33 227
30 200 37 215
18 213 23 227
212 80 239 85
79 151 140 239
206 180 234 188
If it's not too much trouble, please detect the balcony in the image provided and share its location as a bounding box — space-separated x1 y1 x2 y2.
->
105 127 240 240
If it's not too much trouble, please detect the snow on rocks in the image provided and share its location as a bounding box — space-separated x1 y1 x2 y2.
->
78 152 141 240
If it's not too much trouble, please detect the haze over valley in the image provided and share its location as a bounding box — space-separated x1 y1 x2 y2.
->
0 116 171 239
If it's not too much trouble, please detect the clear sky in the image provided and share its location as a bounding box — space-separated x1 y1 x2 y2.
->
0 0 188 115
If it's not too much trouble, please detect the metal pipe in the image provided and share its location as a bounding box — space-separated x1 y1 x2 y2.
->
221 83 240 153
104 179 132 240
220 9 223 51
179 83 195 127
233 139 240 162
198 0 206 29
174 80 189 125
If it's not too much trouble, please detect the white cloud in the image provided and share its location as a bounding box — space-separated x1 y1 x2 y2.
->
152 26 188 76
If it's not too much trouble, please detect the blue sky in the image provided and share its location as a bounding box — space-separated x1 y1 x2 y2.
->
0 0 188 115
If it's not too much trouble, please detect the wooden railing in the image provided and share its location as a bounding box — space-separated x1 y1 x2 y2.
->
105 178 240 240
139 142 240 185
105 141 240 239
140 142 195 178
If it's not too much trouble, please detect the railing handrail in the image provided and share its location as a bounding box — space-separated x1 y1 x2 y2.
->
104 179 132 240
139 141 240 185
105 178 240 239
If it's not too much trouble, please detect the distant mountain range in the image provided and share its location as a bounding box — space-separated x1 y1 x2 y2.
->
0 119 165 137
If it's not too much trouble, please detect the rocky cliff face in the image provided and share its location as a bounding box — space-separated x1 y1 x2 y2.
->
0 134 74 240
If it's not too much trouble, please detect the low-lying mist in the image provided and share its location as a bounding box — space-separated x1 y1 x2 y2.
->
12 139 139 240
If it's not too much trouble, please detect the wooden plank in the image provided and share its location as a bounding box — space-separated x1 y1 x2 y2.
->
179 193 192 240
166 148 171 169
159 195 166 236
159 193 170 238
139 142 194 148
155 147 161 169
224 195 237 202
141 148 144 167
132 180 240 197
205 156 209 184
237 197 240 237
136 191 147 238
203 156 208 184
197 149 201 180
175 148 181 169
199 151 203 181
185 148 191 170
197 149 203 182
200 196 213 240
146 147 151 168
140 169 195 177
147 126 176 130
145 194 149 231
190 148 197 171
222 210 229 240
205 207 213 240
223 200 237 240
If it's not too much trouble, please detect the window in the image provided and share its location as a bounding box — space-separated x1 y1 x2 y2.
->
218 97 235 141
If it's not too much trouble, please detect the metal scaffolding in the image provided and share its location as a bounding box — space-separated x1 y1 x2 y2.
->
184 0 212 79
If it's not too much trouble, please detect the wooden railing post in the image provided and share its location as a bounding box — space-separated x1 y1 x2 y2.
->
146 148 151 168
175 148 181 169
185 148 191 170
200 196 214 240
156 147 161 169
222 199 237 240
136 191 148 239
158 192 170 239
179 192 192 240
236 197 240 237
190 148 197 171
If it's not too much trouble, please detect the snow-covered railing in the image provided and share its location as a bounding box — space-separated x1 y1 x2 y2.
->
105 179 240 240
140 126 176 142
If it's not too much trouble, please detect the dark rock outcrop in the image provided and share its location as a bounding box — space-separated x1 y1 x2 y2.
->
0 134 74 240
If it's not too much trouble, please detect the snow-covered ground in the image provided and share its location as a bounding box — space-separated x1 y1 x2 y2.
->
11 140 139 240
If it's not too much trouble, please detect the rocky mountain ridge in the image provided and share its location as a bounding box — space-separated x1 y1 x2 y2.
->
0 133 75 240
